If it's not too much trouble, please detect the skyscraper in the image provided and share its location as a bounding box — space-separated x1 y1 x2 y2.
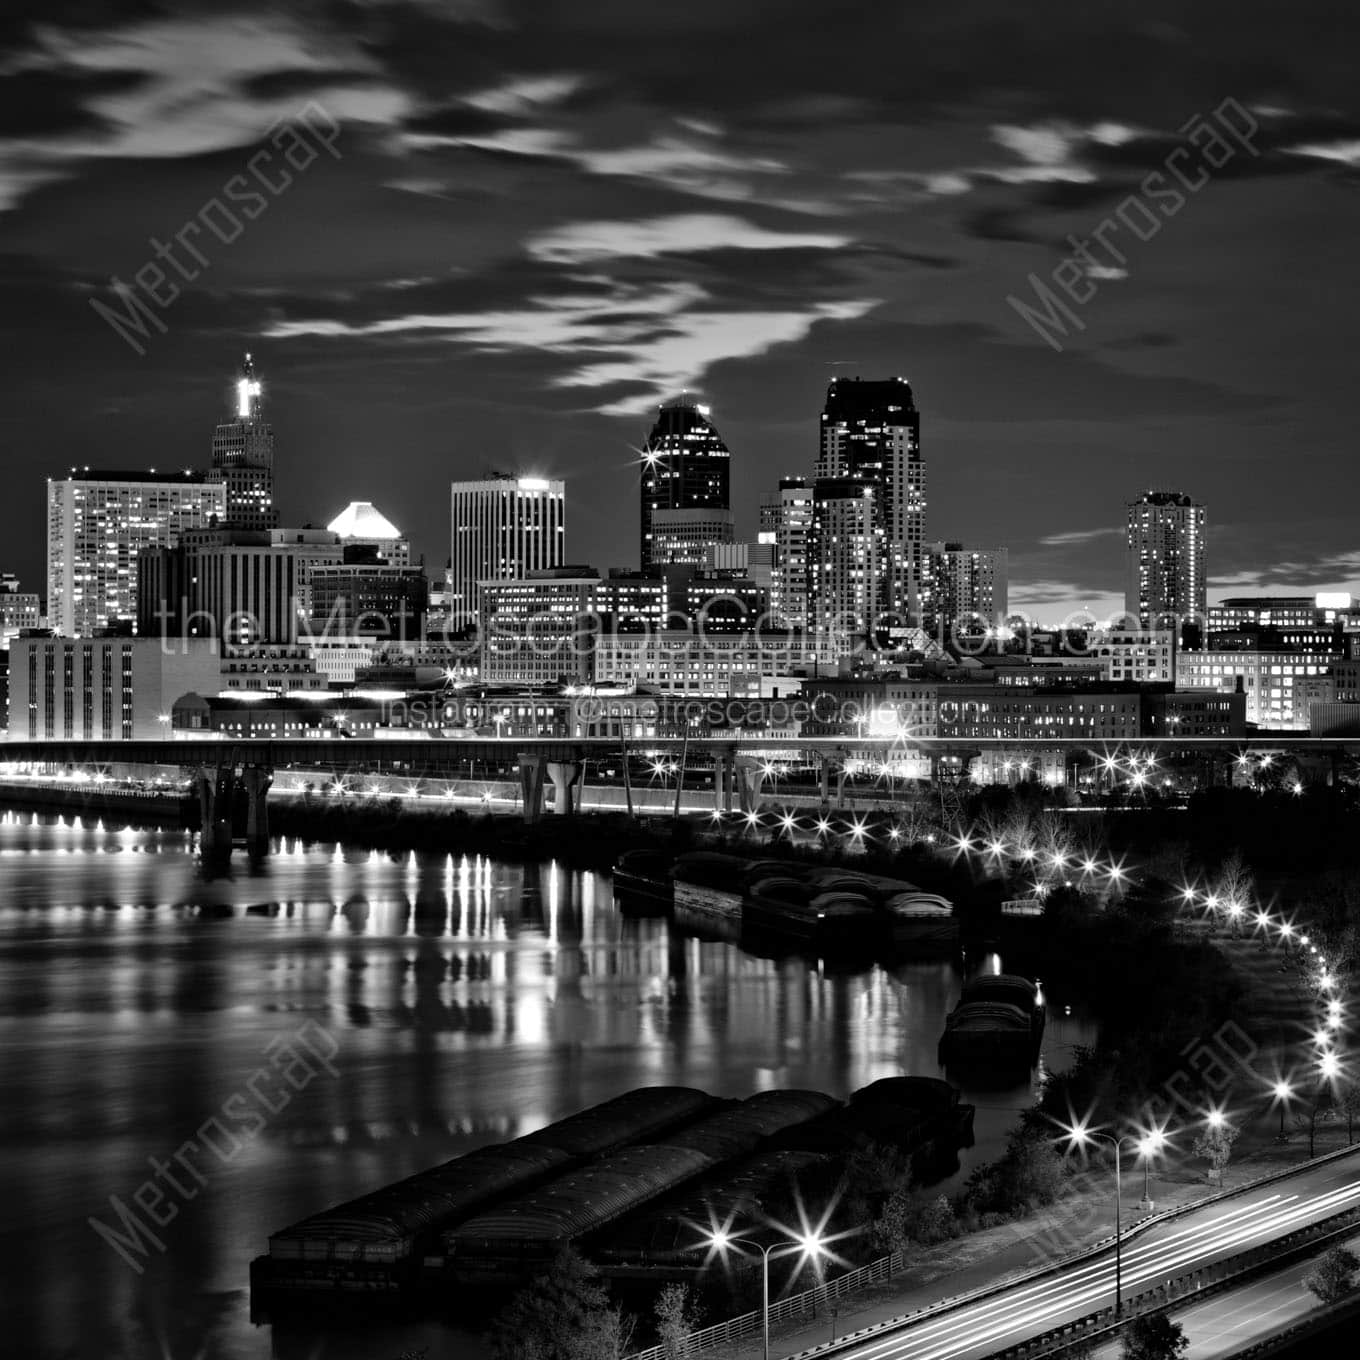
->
926 542 1009 637
46 470 225 636
211 353 278 530
760 477 813 629
638 398 731 570
815 376 925 627
810 478 879 637
450 475 565 628
1125 490 1205 632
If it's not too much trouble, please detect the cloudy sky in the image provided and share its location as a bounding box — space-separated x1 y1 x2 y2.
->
3 0 1359 623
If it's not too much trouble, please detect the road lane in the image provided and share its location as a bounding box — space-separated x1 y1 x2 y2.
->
809 1153 1360 1360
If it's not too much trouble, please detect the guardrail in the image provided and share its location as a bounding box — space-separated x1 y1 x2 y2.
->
624 1143 1360 1360
623 1252 906 1360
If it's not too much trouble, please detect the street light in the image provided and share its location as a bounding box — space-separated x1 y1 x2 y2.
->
1271 1079 1295 1140
701 1228 829 1360
1060 1121 1165 1314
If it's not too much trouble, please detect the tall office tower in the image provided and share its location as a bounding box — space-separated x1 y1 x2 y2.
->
1125 491 1206 631
927 542 1009 637
46 470 225 637
211 353 278 529
810 478 879 638
638 397 731 570
449 475 565 628
816 377 925 625
137 526 344 643
759 478 814 628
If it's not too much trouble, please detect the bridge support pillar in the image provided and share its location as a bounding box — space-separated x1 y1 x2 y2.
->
195 764 234 866
546 760 582 816
241 765 272 859
713 747 736 814
518 754 546 824
733 756 766 815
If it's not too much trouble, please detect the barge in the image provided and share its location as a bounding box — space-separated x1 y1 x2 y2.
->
937 973 1045 1072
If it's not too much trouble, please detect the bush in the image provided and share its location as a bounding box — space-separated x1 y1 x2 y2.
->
487 1249 631 1360
1303 1245 1359 1305
1121 1313 1188 1360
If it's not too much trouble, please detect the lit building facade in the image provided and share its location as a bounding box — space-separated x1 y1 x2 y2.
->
649 507 735 567
47 470 225 637
1 575 41 643
307 559 428 639
210 353 278 530
936 684 1144 741
926 542 1008 637
1175 647 1338 729
639 399 731 570
815 377 925 626
1125 490 1205 631
1085 629 1174 683
479 569 599 686
761 478 813 630
810 478 877 641
450 475 564 628
593 630 835 696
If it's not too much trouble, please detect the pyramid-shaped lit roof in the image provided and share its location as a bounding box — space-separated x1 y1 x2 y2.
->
327 501 401 539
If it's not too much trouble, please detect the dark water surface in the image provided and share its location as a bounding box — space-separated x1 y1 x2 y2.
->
0 811 1095 1360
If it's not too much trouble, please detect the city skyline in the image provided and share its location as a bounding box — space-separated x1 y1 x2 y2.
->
4 4 1360 623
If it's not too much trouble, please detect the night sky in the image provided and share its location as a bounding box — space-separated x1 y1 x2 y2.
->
3 0 1359 624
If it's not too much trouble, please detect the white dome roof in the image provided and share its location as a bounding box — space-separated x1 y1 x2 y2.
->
328 501 400 539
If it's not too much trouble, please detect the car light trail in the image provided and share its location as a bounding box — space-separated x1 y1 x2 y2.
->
822 1177 1360 1360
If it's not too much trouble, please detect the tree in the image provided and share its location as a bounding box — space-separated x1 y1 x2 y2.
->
908 1194 956 1246
1303 1245 1359 1305
1192 1123 1239 1180
870 1185 912 1254
1121 1312 1189 1360
653 1282 701 1359
487 1249 630 1360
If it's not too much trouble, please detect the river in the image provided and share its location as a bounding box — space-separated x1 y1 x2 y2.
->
0 810 1096 1360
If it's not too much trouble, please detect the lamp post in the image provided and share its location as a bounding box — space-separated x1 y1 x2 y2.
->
1272 1079 1295 1141
702 1229 828 1360
1062 1122 1167 1313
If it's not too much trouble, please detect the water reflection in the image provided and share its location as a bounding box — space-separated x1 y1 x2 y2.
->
0 811 1095 1360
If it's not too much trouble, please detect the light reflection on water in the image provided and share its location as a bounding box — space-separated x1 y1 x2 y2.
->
0 812 1095 1360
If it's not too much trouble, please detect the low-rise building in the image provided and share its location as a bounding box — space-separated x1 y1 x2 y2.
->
8 636 223 741
593 629 834 696
1175 645 1338 729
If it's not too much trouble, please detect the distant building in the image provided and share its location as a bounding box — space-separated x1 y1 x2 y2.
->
1143 688 1245 737
798 675 939 739
650 507 735 567
639 398 731 570
926 542 1008 638
1125 490 1205 632
307 552 428 640
47 469 225 637
138 526 344 644
8 636 223 740
815 377 925 626
810 477 878 640
450 475 564 628
479 569 600 687
1175 645 1338 729
1208 593 1360 633
936 683 1145 742
327 501 411 567
1085 628 1174 684
761 478 813 630
210 353 278 530
593 629 834 696
170 691 427 740
1 574 41 643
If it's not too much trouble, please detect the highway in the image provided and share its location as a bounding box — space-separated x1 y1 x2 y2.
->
805 1153 1360 1360
1085 1230 1360 1359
